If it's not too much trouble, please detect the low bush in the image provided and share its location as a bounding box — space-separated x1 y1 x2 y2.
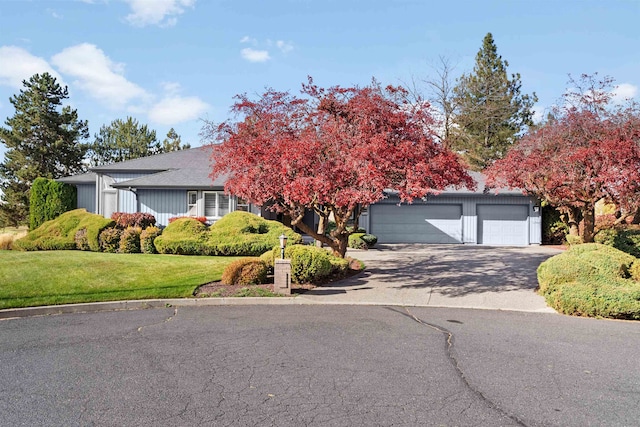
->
99 227 123 253
111 212 156 229
593 226 640 258
259 249 276 273
155 212 302 256
140 226 162 254
13 209 114 252
74 228 90 251
119 226 142 254
348 233 378 249
0 234 15 250
537 243 640 320
270 244 333 284
169 216 208 225
221 257 268 286
153 217 208 255
206 211 302 256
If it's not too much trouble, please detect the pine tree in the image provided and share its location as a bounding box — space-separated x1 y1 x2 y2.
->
451 33 537 171
88 117 160 166
0 73 88 226
162 128 190 152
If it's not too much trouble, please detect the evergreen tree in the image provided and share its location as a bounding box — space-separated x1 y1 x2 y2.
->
451 33 537 171
0 73 88 226
88 117 160 166
162 127 190 152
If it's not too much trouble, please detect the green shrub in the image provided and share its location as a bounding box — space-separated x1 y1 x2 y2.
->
153 217 208 255
29 178 77 231
221 257 268 286
119 226 142 253
271 244 333 284
74 228 90 251
99 227 123 253
140 226 162 254
259 249 276 273
348 232 378 249
206 211 302 256
565 234 583 246
537 243 640 320
14 209 114 251
592 226 640 258
630 262 640 282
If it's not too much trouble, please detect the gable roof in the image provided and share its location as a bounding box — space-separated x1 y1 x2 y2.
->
90 146 213 173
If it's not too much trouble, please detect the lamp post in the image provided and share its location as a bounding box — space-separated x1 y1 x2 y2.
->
279 233 288 259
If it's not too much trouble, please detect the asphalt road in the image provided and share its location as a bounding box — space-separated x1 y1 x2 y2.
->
1 306 638 426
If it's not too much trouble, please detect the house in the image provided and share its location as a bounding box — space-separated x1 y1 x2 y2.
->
59 146 541 246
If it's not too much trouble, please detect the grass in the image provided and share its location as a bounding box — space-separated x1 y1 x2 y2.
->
0 250 240 309
0 226 28 250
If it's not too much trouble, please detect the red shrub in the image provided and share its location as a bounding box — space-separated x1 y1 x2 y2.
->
111 212 156 229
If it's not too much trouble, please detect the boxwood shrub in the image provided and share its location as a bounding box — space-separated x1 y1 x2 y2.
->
154 212 302 256
153 217 208 255
140 226 162 254
348 233 378 249
268 244 334 284
594 226 640 258
99 227 123 253
14 209 114 252
119 226 142 254
537 243 640 320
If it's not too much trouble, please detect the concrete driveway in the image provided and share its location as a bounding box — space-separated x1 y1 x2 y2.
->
297 244 564 312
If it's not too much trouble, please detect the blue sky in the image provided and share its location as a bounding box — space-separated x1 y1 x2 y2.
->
1 0 639 161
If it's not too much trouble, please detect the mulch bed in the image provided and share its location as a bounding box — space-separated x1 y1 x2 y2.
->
194 258 363 298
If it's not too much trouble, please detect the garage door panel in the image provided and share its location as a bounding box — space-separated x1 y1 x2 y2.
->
477 204 528 246
370 204 462 244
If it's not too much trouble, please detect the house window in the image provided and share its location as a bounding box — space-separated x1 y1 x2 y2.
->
236 197 249 212
204 192 230 218
187 191 198 216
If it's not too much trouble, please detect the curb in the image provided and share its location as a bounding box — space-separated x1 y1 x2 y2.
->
0 296 558 320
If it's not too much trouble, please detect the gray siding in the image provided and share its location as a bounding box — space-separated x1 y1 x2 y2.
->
138 189 189 227
76 184 96 213
372 194 541 245
111 173 148 215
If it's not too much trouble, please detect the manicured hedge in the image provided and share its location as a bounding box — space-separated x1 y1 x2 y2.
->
595 226 640 258
29 178 77 231
537 243 640 320
221 257 268 285
154 212 302 256
14 209 114 252
348 232 378 249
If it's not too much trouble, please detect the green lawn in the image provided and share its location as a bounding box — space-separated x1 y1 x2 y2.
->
0 250 239 309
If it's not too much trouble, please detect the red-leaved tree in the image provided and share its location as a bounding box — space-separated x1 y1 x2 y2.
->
486 74 640 242
204 78 474 257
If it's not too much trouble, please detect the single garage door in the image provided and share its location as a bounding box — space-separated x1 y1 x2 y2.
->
370 204 463 244
477 204 528 246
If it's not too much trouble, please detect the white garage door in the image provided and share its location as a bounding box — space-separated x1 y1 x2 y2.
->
477 204 528 246
370 204 463 244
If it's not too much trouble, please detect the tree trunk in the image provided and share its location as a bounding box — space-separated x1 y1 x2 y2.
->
315 216 326 248
334 234 349 258
581 205 596 243
565 207 581 237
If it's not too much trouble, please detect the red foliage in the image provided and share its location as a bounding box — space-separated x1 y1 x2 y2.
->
485 74 640 242
111 212 156 229
204 78 473 256
168 216 208 225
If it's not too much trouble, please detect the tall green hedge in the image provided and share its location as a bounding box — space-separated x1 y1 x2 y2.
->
29 178 77 230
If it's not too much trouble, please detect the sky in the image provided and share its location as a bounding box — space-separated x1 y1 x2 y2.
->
1 0 639 162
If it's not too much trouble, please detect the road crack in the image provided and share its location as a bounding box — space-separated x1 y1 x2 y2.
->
401 306 529 427
136 308 178 333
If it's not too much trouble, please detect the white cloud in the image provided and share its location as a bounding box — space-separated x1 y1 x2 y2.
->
148 95 209 125
532 105 546 124
51 43 148 109
241 48 270 63
240 36 256 44
47 9 63 19
612 83 638 104
276 40 293 53
123 0 196 27
161 81 182 95
0 46 63 88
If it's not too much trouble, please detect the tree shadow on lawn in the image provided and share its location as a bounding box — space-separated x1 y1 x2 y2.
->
315 245 563 298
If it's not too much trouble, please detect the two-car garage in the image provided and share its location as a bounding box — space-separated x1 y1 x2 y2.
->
368 197 538 246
